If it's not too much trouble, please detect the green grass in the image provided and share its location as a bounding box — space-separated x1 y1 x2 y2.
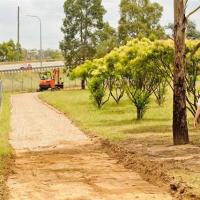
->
39 90 172 142
0 92 12 199
39 89 199 144
0 92 12 156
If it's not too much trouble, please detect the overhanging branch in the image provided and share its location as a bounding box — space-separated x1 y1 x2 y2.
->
190 42 200 59
186 5 200 19
185 0 189 11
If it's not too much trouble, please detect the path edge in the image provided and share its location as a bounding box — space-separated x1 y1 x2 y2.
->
37 93 199 200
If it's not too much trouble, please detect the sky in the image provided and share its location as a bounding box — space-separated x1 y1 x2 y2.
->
0 0 200 50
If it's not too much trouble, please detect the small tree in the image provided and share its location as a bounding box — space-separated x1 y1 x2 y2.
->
88 76 110 108
121 39 159 120
108 75 125 104
125 63 159 120
105 51 125 104
126 87 151 120
71 59 104 88
147 40 174 105
153 77 167 106
71 60 95 81
185 40 200 116
149 40 200 116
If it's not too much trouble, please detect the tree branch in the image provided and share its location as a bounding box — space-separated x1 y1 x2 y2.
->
186 96 196 116
190 42 200 59
185 0 189 12
186 5 200 19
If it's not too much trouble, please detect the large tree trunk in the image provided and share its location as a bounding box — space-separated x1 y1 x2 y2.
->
173 0 189 145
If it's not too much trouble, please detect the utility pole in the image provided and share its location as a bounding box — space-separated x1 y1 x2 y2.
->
39 17 42 67
17 6 20 61
26 15 43 67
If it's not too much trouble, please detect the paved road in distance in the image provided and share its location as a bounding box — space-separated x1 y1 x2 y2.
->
0 61 65 71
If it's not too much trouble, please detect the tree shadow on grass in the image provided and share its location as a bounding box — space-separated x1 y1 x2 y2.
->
95 119 134 127
122 124 172 134
100 107 133 115
135 118 171 122
95 118 171 127
120 134 172 146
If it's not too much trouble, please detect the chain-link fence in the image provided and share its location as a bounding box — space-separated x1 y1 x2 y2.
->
0 70 81 93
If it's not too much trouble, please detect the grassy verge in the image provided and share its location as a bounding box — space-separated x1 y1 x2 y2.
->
0 92 12 199
39 89 197 142
40 90 200 198
0 93 12 155
40 90 138 141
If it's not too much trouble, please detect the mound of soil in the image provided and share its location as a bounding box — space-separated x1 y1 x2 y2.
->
101 139 200 200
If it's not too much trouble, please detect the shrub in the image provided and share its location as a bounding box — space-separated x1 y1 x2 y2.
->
88 76 110 108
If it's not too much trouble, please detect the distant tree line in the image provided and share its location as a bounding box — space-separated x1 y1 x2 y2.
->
0 40 63 62
24 49 63 61
0 40 23 62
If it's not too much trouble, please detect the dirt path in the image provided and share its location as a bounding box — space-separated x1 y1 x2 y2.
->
7 93 172 200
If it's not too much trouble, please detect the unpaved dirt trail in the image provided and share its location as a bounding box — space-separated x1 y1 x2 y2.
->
7 93 172 200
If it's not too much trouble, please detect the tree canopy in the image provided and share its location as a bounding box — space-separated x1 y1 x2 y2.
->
95 23 118 58
166 20 200 39
71 37 200 121
60 0 106 68
118 0 165 43
0 40 23 62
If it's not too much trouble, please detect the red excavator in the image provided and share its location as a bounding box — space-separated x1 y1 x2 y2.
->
38 68 64 91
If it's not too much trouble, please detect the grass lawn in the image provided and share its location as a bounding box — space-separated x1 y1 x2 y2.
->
40 89 200 198
39 89 198 144
0 92 12 199
0 93 12 156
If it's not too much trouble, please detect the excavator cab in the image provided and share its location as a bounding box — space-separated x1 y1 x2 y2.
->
39 71 52 80
38 69 64 91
